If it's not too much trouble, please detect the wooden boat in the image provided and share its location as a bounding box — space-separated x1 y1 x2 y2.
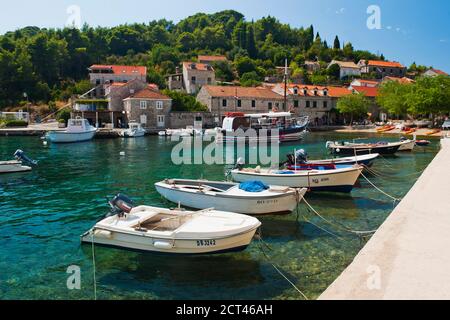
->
119 121 146 138
217 112 309 143
398 139 416 151
0 150 37 174
81 194 261 255
425 129 441 136
326 141 403 155
155 179 307 215
415 140 431 146
231 165 363 193
281 151 379 168
377 125 395 133
46 118 97 143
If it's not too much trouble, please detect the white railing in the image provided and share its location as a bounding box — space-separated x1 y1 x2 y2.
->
0 111 29 122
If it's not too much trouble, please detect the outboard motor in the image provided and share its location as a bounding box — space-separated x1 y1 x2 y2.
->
14 150 38 166
234 157 245 170
295 149 308 164
108 194 134 218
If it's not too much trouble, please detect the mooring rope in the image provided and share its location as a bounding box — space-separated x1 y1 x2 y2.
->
91 232 97 301
301 197 378 236
302 215 343 240
255 231 309 300
360 172 401 203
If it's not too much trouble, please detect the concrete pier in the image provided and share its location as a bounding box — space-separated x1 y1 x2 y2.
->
320 139 450 300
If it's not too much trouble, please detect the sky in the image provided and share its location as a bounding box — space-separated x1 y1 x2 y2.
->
0 0 449 71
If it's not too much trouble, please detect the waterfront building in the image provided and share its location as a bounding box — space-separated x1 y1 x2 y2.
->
123 88 172 130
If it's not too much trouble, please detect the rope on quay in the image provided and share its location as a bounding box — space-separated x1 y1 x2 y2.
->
91 232 97 301
301 197 378 236
255 231 309 300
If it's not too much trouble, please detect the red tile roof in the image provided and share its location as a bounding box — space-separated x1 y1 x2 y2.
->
203 86 284 100
126 88 171 100
89 65 147 76
352 86 379 97
431 69 448 76
383 76 415 84
198 55 227 62
283 84 352 98
183 62 215 72
353 79 380 86
367 60 405 68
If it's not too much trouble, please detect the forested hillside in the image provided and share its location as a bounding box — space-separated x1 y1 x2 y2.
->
0 10 383 108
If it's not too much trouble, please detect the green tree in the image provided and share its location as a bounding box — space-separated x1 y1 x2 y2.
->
337 93 370 125
377 80 412 116
333 36 340 49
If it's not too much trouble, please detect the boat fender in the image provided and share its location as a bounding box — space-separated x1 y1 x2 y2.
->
96 230 113 239
153 241 174 250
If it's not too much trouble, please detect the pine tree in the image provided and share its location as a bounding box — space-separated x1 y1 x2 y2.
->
333 35 340 49
246 21 257 58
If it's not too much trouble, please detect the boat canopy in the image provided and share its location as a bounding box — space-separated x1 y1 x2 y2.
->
246 112 293 119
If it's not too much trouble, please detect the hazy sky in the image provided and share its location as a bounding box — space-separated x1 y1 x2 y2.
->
1 0 449 71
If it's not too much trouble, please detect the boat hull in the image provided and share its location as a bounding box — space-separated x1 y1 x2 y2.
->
231 167 362 193
306 154 379 167
155 183 300 215
329 145 400 155
0 161 31 174
81 226 259 255
46 130 96 143
398 140 415 151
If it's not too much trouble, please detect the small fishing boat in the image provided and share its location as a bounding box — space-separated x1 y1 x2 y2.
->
281 150 379 168
155 179 307 215
397 138 416 151
217 112 309 143
425 129 441 136
46 118 97 143
415 140 431 146
0 150 37 174
231 165 363 193
119 121 146 138
326 141 403 155
81 194 261 255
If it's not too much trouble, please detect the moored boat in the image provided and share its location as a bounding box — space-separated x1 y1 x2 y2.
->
231 165 363 193
326 141 403 155
281 150 379 168
155 179 307 215
46 118 97 143
0 150 37 174
119 121 146 138
81 194 261 255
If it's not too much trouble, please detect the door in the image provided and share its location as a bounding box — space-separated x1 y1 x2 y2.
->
157 115 165 128
140 115 147 126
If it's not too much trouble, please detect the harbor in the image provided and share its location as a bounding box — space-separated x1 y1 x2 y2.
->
320 138 450 300
0 132 441 299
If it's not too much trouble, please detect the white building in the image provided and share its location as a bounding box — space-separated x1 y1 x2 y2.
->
329 60 361 79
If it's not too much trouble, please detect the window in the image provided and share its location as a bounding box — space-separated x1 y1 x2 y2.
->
237 100 242 108
191 76 196 84
306 101 310 108
294 100 299 108
207 77 212 84
222 99 227 107
293 88 299 95
323 101 328 108
252 100 256 108
157 115 165 127
313 101 317 108
95 79 101 85
268 102 273 110
323 90 328 96
140 101 148 110
156 101 163 110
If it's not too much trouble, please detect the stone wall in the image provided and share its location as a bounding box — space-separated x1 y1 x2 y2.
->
124 99 172 129
169 112 215 129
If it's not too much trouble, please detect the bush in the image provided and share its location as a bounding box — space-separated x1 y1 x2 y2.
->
162 90 208 112
56 108 71 124
2 120 28 127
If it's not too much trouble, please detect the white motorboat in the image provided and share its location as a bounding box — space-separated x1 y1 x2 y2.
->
119 121 146 138
231 165 363 193
46 118 97 143
0 150 37 174
155 179 307 215
398 138 415 151
81 194 261 255
281 150 379 168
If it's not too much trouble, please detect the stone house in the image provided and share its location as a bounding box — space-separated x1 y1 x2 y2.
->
196 85 285 125
183 62 216 94
272 84 352 125
88 65 147 97
358 60 407 79
423 69 448 77
329 60 361 79
304 61 321 74
123 88 172 129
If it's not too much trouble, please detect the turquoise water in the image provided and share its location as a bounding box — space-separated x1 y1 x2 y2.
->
0 133 439 300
